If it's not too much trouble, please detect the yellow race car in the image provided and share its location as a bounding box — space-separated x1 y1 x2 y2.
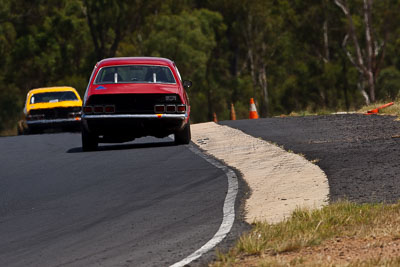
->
18 87 82 134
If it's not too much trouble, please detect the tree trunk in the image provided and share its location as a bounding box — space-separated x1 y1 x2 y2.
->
259 64 268 117
323 20 330 62
363 0 375 102
334 0 378 104
358 74 370 105
248 48 257 98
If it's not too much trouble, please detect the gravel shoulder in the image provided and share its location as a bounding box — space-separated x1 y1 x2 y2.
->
192 122 329 224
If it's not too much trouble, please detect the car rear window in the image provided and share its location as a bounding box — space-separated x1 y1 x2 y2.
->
30 91 79 104
95 65 176 84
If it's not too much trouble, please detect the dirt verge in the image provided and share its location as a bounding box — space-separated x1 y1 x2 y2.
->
192 122 329 224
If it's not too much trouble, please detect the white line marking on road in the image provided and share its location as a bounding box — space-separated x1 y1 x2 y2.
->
170 144 239 267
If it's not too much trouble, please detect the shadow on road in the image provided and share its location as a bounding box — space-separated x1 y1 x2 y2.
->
67 140 177 153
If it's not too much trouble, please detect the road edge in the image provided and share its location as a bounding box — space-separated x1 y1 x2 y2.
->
170 144 239 267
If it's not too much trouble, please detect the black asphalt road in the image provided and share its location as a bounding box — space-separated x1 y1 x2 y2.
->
222 114 400 203
0 133 244 266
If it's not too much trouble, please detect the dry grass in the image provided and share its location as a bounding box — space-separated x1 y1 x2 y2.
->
284 110 335 117
0 126 17 137
223 256 400 267
212 201 400 266
279 100 400 118
357 101 400 116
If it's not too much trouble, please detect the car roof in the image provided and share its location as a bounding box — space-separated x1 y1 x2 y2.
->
28 86 78 95
96 57 175 68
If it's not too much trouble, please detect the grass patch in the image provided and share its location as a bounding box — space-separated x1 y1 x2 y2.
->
222 256 400 267
286 109 335 117
280 99 400 118
0 125 17 136
212 201 400 266
357 101 400 116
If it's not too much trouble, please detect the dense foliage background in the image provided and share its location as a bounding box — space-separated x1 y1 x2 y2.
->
0 0 399 132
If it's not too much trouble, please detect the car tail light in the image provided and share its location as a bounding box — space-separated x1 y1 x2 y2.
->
83 106 93 114
105 105 115 113
177 105 186 113
154 105 165 113
166 105 176 113
94 106 104 113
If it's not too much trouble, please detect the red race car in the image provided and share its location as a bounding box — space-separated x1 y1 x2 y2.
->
81 57 192 151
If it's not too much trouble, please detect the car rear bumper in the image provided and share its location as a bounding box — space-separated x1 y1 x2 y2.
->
26 118 81 125
82 113 188 138
26 118 81 132
82 114 187 120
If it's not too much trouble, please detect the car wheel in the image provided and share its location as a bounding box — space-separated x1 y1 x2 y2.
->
82 127 98 151
175 122 191 145
28 127 40 135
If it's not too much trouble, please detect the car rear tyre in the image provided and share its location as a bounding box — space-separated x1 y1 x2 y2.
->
175 122 191 145
28 127 40 135
82 127 98 151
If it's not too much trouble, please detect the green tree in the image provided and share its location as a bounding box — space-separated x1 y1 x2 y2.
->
0 0 20 131
82 0 157 61
377 66 400 100
142 8 226 122
0 86 21 132
1 0 400 133
5 1 90 92
333 0 399 104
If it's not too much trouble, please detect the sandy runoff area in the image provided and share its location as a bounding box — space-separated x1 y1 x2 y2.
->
191 122 329 224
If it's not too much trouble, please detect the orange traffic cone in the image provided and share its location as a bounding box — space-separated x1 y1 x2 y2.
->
249 98 259 119
366 102 394 115
366 108 379 115
213 112 218 122
230 103 236 120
